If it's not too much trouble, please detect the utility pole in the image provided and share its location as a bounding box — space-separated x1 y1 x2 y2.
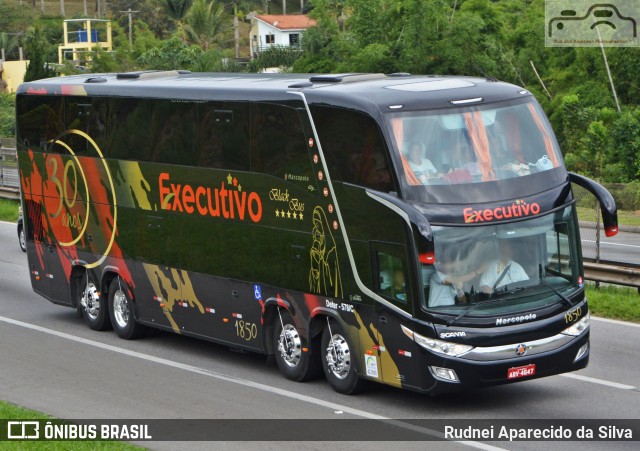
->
283 0 286 14
120 9 139 46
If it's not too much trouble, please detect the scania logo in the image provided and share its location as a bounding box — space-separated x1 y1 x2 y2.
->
515 343 528 356
440 331 467 339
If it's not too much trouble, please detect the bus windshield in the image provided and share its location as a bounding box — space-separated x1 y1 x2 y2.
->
423 206 581 316
388 99 562 186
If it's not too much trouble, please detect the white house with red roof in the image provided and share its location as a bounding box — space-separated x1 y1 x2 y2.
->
250 14 317 56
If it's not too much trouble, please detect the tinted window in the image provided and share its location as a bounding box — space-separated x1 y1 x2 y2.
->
64 96 109 156
150 100 197 166
16 95 64 153
373 242 411 308
311 106 393 192
252 103 315 191
199 102 250 171
106 98 150 161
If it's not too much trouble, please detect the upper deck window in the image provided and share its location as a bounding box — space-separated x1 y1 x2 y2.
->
388 99 562 187
310 105 393 193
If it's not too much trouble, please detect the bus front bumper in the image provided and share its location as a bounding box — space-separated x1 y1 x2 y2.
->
423 331 590 395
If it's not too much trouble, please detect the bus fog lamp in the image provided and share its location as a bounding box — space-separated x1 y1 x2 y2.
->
574 342 589 362
429 366 460 382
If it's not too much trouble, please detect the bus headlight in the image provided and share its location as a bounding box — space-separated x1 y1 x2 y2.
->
561 312 590 336
401 325 474 357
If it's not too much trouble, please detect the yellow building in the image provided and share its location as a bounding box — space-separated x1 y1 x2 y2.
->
0 60 29 93
58 18 113 66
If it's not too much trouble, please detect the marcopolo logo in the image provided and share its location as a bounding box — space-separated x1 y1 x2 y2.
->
545 0 640 47
496 313 537 326
159 173 262 223
463 200 541 224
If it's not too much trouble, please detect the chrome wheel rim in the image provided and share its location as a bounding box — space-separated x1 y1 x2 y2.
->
82 282 100 320
326 333 351 379
277 324 302 367
113 289 129 329
19 229 25 250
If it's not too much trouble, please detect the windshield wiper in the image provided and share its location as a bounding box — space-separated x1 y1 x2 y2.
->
539 282 575 308
447 298 505 326
447 283 574 326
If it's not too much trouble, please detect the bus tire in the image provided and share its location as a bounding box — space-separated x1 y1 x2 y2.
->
321 319 367 395
108 277 145 340
273 310 322 382
78 273 111 331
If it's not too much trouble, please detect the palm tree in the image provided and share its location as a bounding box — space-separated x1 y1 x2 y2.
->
163 0 195 41
0 33 20 60
184 0 229 51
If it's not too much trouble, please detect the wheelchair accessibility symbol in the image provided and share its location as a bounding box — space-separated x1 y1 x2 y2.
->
546 1 640 47
254 284 262 301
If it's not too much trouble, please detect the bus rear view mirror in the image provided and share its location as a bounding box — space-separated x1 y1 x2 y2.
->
568 172 618 237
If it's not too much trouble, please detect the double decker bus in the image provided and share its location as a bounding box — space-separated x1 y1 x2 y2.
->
17 72 617 395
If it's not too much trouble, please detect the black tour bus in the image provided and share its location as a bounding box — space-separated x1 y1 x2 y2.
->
16 72 617 395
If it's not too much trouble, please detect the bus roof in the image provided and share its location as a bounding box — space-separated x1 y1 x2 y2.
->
18 71 533 114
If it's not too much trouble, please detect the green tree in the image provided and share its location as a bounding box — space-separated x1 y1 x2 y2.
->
184 0 229 50
23 25 56 83
163 0 195 40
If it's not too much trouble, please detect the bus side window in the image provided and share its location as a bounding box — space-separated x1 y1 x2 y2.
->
199 102 250 171
373 245 410 306
251 103 315 191
106 98 150 162
64 97 109 156
310 106 393 193
150 100 197 166
16 95 64 153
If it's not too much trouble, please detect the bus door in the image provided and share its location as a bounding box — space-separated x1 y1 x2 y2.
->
371 242 415 386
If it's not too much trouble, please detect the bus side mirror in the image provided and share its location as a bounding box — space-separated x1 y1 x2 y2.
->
568 172 618 237
366 190 433 241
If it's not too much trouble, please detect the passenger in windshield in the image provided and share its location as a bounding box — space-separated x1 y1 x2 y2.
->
443 141 479 184
407 142 437 184
490 122 530 177
479 240 529 293
384 267 407 302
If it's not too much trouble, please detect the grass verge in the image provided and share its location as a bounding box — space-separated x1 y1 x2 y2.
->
586 285 640 323
0 401 141 449
0 198 19 222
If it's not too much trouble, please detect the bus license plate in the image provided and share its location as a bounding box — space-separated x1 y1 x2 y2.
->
507 364 536 380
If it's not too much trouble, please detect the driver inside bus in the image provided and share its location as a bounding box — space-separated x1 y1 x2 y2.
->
383 267 407 302
479 239 529 293
407 142 437 184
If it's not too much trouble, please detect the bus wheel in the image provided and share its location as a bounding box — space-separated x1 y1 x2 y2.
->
274 309 321 382
108 277 145 340
79 273 111 331
321 319 367 395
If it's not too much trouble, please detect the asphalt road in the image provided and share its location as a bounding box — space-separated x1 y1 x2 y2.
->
0 221 638 451
580 228 640 266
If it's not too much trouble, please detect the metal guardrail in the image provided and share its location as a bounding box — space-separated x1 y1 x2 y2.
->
584 259 640 293
0 138 20 198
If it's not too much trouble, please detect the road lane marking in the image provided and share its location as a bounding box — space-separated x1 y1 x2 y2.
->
559 373 636 390
592 316 640 329
581 239 640 249
0 315 504 451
